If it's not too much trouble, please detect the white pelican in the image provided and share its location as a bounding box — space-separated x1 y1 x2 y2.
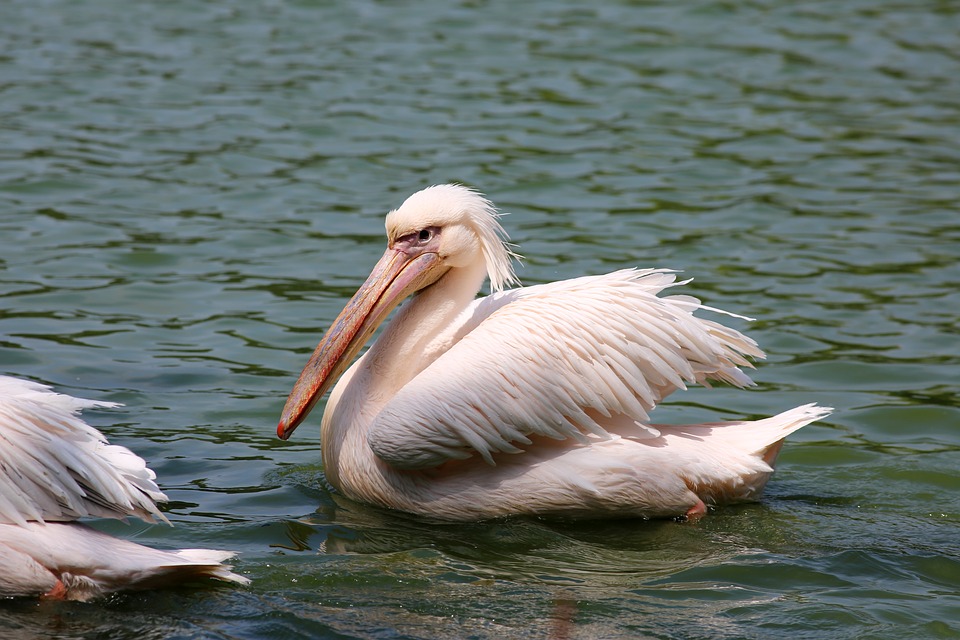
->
0 376 249 600
278 184 830 521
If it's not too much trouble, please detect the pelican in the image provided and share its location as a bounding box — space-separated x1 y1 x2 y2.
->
0 375 249 600
278 184 830 521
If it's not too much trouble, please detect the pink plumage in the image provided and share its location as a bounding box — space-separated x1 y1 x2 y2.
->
0 376 249 600
278 185 831 521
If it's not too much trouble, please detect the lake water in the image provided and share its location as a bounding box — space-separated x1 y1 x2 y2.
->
1 0 958 638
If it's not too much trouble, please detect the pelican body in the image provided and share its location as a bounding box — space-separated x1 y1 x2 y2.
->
278 185 830 521
0 376 249 600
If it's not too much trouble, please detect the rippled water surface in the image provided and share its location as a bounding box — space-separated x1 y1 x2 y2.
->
2 0 958 638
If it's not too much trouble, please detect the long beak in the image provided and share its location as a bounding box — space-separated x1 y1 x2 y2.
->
277 246 445 440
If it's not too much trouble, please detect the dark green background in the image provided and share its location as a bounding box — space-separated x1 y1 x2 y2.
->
1 1 957 638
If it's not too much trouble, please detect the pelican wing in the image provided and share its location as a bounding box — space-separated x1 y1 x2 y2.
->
367 269 765 469
0 377 168 526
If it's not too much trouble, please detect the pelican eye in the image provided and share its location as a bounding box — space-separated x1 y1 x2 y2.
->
396 226 439 248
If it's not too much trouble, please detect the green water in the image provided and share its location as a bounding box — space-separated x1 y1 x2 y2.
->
2 0 958 638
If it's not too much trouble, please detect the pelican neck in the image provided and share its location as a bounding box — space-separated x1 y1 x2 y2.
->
362 259 488 396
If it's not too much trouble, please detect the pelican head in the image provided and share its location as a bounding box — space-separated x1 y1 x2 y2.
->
278 184 518 440
385 185 518 292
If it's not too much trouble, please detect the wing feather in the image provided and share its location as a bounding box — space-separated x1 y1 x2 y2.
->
0 376 168 526
367 269 765 470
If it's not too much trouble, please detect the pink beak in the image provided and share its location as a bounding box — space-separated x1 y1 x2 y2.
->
277 243 445 440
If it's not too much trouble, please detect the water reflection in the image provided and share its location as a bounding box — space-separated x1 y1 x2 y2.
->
266 490 772 591
251 490 824 639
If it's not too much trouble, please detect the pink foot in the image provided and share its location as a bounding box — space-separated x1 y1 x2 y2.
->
42 579 69 600
683 498 708 522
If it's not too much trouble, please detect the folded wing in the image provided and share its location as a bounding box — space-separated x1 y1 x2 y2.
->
367 269 765 469
0 376 168 526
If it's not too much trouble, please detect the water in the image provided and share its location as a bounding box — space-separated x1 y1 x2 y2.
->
1 0 958 637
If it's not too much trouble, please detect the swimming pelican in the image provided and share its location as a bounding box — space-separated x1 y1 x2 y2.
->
0 376 249 600
278 184 830 521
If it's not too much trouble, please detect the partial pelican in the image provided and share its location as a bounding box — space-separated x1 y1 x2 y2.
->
278 184 830 521
0 376 249 600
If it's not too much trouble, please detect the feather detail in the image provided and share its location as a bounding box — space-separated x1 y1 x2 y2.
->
368 269 764 470
0 376 250 599
0 377 167 525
